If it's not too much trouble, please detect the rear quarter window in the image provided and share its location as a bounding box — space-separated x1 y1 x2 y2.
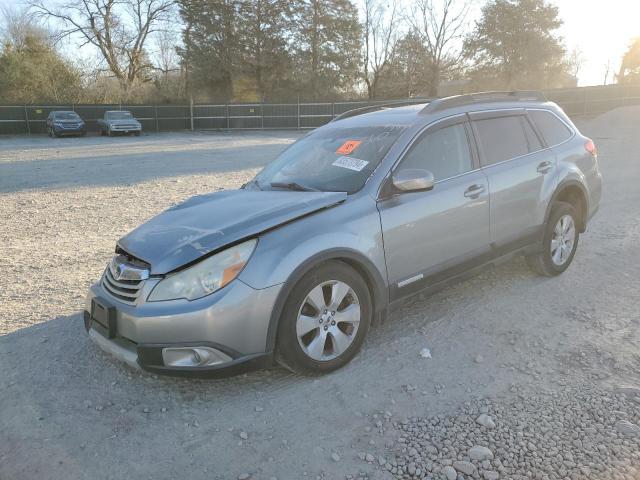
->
528 110 573 146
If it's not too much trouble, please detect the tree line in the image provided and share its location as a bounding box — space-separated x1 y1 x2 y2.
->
1 0 639 104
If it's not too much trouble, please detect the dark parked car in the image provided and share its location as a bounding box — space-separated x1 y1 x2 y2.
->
46 111 86 137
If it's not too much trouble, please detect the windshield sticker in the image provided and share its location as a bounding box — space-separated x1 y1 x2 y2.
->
332 156 369 172
336 140 362 155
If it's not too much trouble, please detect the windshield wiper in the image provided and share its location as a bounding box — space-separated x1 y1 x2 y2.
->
242 179 263 190
269 182 319 192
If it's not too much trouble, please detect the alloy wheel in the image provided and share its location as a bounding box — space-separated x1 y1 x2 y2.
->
550 214 576 266
296 280 361 361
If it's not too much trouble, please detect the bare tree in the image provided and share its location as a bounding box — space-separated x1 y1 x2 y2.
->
567 47 584 82
362 0 399 99
29 0 175 93
603 59 612 85
407 0 472 97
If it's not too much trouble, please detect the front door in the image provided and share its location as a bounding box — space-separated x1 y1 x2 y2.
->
377 117 491 301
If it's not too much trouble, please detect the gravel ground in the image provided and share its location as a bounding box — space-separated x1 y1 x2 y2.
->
1 111 640 480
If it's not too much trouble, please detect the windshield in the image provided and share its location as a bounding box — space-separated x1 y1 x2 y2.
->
54 112 80 120
253 125 405 193
107 111 133 120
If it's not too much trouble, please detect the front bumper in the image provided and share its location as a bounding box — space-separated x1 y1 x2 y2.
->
84 278 282 378
110 125 142 133
53 125 86 136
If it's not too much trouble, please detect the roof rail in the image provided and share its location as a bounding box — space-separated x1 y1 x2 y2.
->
331 100 430 122
420 91 546 114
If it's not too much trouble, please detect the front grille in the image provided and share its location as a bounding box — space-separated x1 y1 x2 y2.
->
102 266 145 305
113 124 138 129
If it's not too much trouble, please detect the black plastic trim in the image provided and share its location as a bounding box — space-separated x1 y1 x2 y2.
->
138 351 273 379
264 249 388 352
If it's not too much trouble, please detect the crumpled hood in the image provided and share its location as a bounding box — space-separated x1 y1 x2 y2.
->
117 189 347 274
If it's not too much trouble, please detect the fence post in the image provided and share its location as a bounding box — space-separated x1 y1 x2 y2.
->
297 97 300 130
332 102 335 119
189 97 194 131
226 104 230 130
261 103 264 129
24 105 31 135
155 105 159 133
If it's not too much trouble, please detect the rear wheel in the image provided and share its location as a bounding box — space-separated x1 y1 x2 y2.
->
275 261 372 375
526 202 579 276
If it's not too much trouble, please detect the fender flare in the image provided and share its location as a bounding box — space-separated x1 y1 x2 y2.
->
264 248 388 352
544 180 589 231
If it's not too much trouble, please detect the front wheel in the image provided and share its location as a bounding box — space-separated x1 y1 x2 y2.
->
526 202 579 276
275 261 372 375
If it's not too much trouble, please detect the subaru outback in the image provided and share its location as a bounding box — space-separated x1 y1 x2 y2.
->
84 91 602 377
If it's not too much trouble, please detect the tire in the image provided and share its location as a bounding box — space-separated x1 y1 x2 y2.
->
275 260 372 375
134 131 141 136
526 202 579 276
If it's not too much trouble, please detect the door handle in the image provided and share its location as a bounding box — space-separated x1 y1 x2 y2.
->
537 161 553 174
464 184 485 198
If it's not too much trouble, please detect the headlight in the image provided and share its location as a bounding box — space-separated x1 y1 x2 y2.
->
148 239 257 301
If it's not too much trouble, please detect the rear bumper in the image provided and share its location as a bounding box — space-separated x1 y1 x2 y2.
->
84 278 282 378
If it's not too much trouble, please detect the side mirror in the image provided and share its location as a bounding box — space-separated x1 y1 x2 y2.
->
392 169 435 192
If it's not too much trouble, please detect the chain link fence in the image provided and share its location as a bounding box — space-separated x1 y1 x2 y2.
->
2 85 640 135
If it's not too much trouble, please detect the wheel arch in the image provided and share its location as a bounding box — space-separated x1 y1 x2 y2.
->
546 180 589 232
265 249 388 353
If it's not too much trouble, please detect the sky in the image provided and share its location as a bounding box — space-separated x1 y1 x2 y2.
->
554 0 640 85
1 0 639 87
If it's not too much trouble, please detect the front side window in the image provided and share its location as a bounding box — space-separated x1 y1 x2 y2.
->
473 115 532 165
399 123 473 181
253 125 405 193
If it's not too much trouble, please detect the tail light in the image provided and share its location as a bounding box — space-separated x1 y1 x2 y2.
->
584 139 597 156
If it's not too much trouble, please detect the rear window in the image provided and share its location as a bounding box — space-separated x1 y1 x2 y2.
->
529 110 573 146
473 116 531 165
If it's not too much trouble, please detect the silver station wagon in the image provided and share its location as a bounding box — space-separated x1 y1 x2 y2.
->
84 91 602 377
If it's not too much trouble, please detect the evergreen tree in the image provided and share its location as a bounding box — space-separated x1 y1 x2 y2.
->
293 0 362 100
464 0 570 90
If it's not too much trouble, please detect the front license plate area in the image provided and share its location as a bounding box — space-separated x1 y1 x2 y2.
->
91 297 117 339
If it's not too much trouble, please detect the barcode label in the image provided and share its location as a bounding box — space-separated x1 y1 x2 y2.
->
332 156 369 172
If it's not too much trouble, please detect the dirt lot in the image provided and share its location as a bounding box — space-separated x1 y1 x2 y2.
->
1 113 639 480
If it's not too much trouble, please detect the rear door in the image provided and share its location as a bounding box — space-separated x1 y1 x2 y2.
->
470 110 557 249
377 116 491 300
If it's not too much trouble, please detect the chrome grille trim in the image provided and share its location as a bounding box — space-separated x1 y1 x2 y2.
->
102 265 145 305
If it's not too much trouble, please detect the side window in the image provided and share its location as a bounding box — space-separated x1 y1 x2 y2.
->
473 116 530 166
521 116 543 152
528 110 573 146
400 123 473 181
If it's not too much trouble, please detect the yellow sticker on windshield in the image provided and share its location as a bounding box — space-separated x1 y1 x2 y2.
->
336 140 362 155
